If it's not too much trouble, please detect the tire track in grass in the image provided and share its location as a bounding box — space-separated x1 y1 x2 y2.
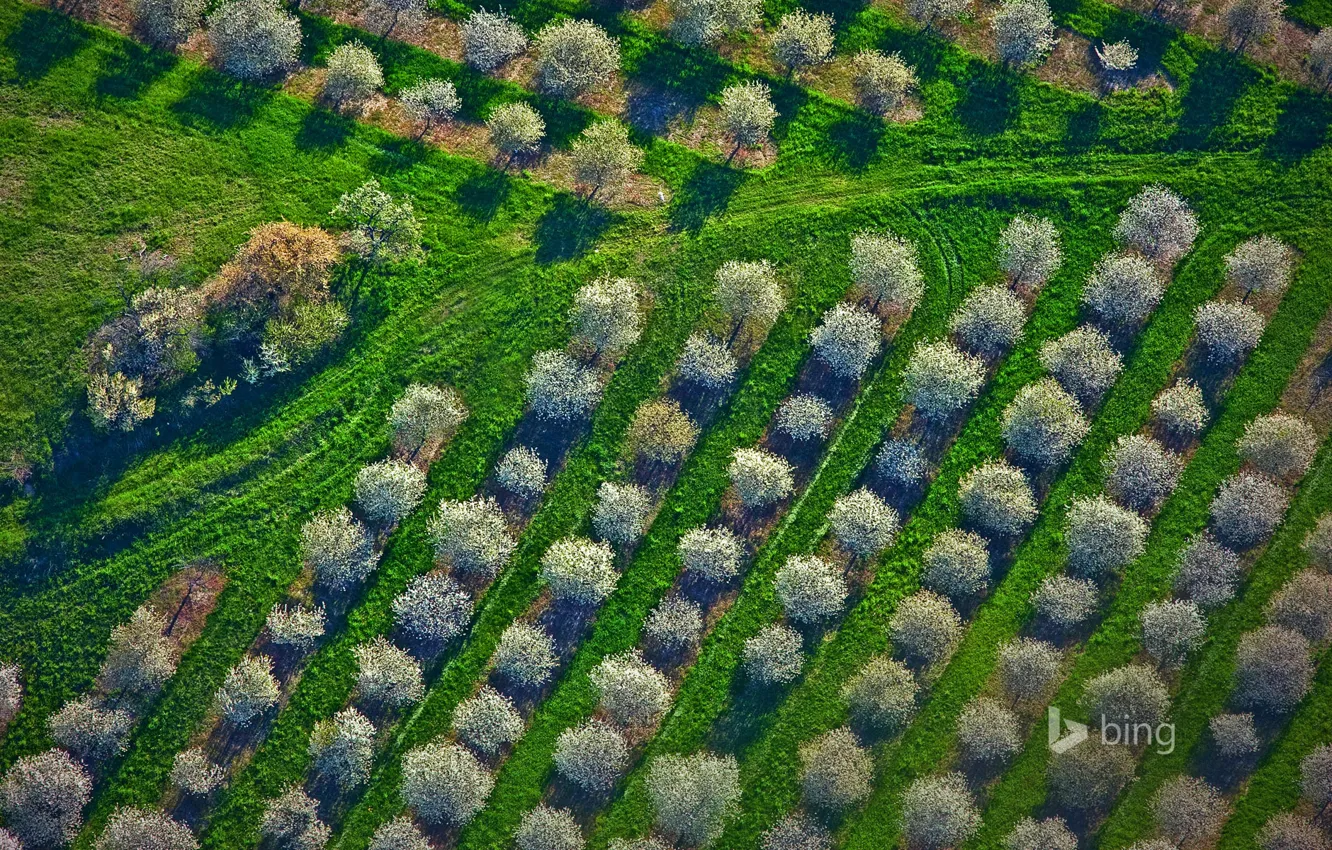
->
962 229 1332 850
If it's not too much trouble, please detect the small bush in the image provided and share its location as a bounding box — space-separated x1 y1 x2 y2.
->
810 302 882 380
842 655 917 734
1173 532 1242 609
957 698 1022 768
589 650 672 727
541 536 618 605
958 460 1037 538
890 590 962 669
1041 325 1123 404
593 482 653 547
493 623 558 688
1066 495 1148 580
799 727 872 814
921 528 991 602
951 284 1026 357
534 19 619 98
1104 434 1183 514
775 554 848 625
902 340 986 422
554 721 629 793
645 752 741 847
900 772 982 850
1140 600 1206 667
454 687 523 757
1211 472 1290 550
744 623 804 686
678 526 744 583
1238 412 1318 480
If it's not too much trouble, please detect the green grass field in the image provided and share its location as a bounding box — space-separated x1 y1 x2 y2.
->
1 0 1332 845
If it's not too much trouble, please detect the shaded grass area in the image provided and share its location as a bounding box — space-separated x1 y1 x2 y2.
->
963 223 1332 849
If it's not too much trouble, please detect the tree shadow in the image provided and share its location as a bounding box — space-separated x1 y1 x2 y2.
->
956 63 1019 136
668 160 745 232
4 7 89 82
296 107 354 151
1265 88 1332 160
171 71 271 132
1063 99 1103 152
826 111 885 171
453 169 512 222
533 194 612 263
1170 50 1251 150
368 135 431 174
95 37 177 100
622 38 734 107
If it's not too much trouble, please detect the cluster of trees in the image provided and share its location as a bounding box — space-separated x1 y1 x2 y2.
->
87 185 421 433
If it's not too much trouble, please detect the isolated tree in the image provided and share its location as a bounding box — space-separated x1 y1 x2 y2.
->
1259 813 1330 850
400 741 493 826
800 727 872 814
774 394 834 442
1096 39 1139 79
877 438 928 487
1066 495 1148 580
1002 378 1090 468
890 590 962 669
353 636 424 709
96 807 197 850
1234 626 1313 714
215 655 280 726
921 528 991 602
309 707 375 792
842 654 917 734
497 446 548 500
331 179 424 269
1153 776 1229 846
645 752 741 847
493 623 558 688
1174 532 1242 609
553 721 629 792
1115 185 1199 263
1301 744 1332 814
1240 413 1318 481
1196 300 1265 367
206 0 301 81
572 123 644 200
102 605 176 697
1104 433 1183 514
668 0 762 45
369 817 431 850
957 698 1022 769
526 350 603 421
900 772 982 850
323 42 383 111
679 526 745 583
571 277 643 360
1309 28 1332 88
593 482 653 547
628 399 699 465
852 230 924 313
1225 0 1286 51
903 340 986 422
811 302 883 380
1047 741 1135 812
429 496 515 578
1267 570 1332 643
952 285 1026 358
744 623 805 686
716 260 784 337
260 786 330 850
762 815 831 850
1032 574 1099 636
729 447 795 509
958 460 1037 538
996 216 1062 291
355 459 428 526
830 487 899 560
997 637 1062 703
454 687 523 757
1082 663 1170 730
393 572 474 649
1084 253 1165 331
772 11 834 76
1210 712 1260 758
851 49 917 116
541 536 618 605
776 554 848 625
678 333 739 390
645 595 704 653
460 9 528 73
303 507 378 592
1041 325 1124 404
48 697 132 764
906 0 969 26
1153 380 1209 440
1212 472 1290 550
993 0 1056 68
590 650 671 727
1005 818 1076 850
170 748 225 797
363 0 425 38
389 383 468 460
488 102 547 164
719 81 778 157
87 372 154 433
534 19 619 98
0 749 92 848
515 806 583 850
401 78 460 139
133 0 205 47
1141 600 1207 667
